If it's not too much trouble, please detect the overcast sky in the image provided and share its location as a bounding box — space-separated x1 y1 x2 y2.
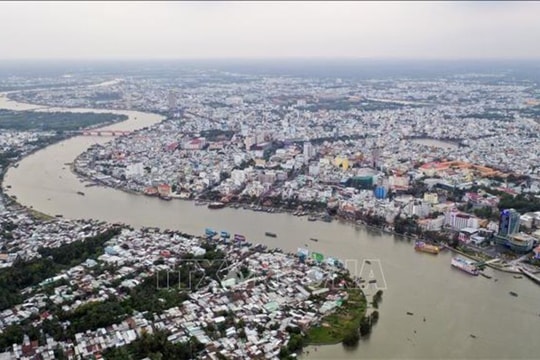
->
0 1 539 60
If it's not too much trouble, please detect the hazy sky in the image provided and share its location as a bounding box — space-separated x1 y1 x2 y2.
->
1 1 539 60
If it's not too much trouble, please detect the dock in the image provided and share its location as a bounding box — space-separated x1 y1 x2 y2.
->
518 267 540 286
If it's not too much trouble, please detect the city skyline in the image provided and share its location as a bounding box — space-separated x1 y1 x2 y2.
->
1 1 540 60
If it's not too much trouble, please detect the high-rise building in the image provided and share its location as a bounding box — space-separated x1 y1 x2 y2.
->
168 91 177 110
303 141 314 162
372 145 381 169
498 209 520 237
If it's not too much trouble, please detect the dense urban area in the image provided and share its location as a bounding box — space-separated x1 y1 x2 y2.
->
1 64 540 359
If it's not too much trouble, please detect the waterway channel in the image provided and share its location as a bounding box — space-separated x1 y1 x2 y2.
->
1 94 539 359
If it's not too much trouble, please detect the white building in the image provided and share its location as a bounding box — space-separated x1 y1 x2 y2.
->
303 141 314 163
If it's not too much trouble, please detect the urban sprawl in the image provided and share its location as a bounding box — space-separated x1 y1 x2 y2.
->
1 67 540 359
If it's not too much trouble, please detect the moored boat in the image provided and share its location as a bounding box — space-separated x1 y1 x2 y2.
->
414 241 440 254
205 228 217 237
208 202 225 209
234 234 246 242
220 231 230 239
265 232 277 238
451 256 479 276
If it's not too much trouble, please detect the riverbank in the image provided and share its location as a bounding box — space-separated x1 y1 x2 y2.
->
442 244 523 275
69 158 538 279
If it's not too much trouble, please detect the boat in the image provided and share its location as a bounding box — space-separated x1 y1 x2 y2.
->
265 232 277 238
406 312 414 316
205 228 217 237
55 214 63 218
76 191 85 196
509 291 518 297
307 216 317 222
234 234 246 242
309 238 319 242
480 273 492 279
208 202 225 209
451 256 479 276
159 195 172 201
220 231 230 239
414 241 440 254
194 201 207 206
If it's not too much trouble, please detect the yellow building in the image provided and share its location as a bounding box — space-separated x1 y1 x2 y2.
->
423 193 439 204
334 156 349 170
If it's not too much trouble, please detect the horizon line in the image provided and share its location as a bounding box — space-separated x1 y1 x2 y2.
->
1 56 540 62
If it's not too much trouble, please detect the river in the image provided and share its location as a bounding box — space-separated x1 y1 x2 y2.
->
1 94 539 359
411 138 459 149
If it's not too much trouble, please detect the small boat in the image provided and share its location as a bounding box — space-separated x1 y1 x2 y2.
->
208 202 225 209
513 275 523 279
309 238 319 242
480 273 492 279
234 234 246 242
509 291 518 297
368 279 377 284
220 231 230 239
205 228 217 237
307 216 317 222
406 312 414 316
76 191 85 196
365 260 371 265
470 334 477 339
55 214 63 218
160 195 172 201
265 232 277 238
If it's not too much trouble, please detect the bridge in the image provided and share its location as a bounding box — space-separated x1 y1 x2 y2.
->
77 130 133 137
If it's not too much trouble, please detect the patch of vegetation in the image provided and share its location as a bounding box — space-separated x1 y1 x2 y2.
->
307 288 367 345
0 109 127 132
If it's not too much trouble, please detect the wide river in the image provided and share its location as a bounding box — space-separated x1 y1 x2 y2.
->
1 94 539 359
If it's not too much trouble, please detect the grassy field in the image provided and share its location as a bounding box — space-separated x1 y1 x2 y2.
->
307 288 367 344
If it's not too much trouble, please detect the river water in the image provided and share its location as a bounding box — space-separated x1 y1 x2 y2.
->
1 94 539 359
411 138 459 149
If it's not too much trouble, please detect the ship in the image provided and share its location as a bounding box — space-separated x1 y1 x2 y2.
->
265 232 277 238
414 241 440 254
208 202 225 209
451 256 479 276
